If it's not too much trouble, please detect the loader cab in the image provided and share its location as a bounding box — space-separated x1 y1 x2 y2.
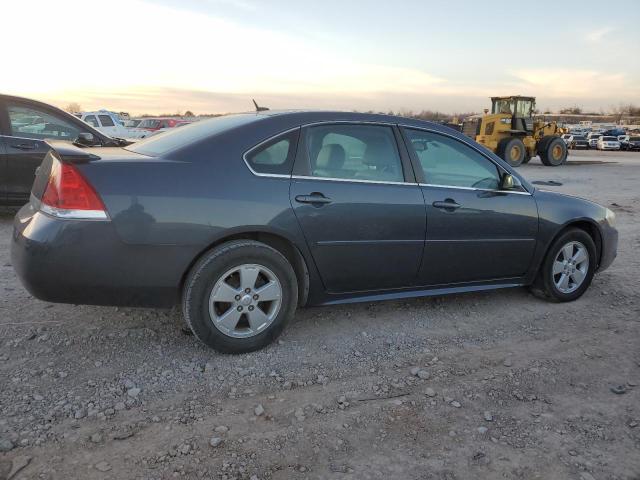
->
491 96 535 133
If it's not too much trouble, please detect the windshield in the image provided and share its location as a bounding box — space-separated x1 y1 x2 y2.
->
125 114 262 156
631 137 640 141
574 136 586 140
492 99 513 115
602 136 616 141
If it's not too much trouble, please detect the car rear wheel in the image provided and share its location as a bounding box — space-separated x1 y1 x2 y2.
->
531 228 596 302
182 240 298 353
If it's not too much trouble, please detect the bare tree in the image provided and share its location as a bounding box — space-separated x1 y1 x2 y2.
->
559 106 582 115
65 102 82 114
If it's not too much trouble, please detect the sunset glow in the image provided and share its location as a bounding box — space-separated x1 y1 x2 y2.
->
3 0 639 114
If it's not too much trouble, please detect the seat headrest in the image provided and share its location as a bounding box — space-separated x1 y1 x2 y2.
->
316 143 346 170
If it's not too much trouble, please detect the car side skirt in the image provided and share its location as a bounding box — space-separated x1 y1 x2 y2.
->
315 279 526 306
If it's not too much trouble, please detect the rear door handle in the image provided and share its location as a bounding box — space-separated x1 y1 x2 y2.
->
432 199 461 211
11 143 37 150
295 194 332 205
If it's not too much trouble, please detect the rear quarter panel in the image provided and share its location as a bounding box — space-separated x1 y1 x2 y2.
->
74 119 314 301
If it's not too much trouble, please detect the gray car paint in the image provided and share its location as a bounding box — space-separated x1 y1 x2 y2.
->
11 111 618 309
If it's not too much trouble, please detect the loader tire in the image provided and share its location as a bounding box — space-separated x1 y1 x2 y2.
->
497 137 526 167
539 136 567 166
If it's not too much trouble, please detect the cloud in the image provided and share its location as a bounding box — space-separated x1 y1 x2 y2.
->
508 68 638 100
585 27 613 42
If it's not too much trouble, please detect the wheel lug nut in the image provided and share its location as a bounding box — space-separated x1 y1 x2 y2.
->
237 306 243 311
253 294 259 300
245 288 251 294
235 295 241 301
248 306 254 311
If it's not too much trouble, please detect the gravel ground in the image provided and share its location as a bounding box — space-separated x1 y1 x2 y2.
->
1 150 639 480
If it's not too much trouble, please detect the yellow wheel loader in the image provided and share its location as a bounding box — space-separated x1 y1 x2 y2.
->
462 96 567 167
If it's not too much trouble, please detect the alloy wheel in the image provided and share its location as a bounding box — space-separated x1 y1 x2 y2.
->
209 264 282 338
552 241 589 294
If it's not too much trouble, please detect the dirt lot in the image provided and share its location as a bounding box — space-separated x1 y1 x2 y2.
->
1 149 639 480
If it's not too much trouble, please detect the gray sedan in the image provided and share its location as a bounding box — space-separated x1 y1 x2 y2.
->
11 111 618 353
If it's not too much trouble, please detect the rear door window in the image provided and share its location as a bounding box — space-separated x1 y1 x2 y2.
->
304 124 404 182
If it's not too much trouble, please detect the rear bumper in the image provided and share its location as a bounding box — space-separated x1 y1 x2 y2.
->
11 203 197 307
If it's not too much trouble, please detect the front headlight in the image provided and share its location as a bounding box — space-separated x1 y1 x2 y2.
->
605 208 616 227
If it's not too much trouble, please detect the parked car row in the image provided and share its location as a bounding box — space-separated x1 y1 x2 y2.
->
562 132 637 151
73 110 193 140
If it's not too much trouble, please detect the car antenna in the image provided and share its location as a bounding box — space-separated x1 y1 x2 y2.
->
252 99 269 112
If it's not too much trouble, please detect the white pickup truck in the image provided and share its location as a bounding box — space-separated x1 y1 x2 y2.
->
76 111 149 139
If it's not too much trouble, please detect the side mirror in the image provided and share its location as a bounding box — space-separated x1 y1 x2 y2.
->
501 173 516 190
75 132 96 146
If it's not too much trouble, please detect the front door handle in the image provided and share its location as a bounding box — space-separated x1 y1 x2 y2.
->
295 193 332 205
432 199 461 211
11 143 37 150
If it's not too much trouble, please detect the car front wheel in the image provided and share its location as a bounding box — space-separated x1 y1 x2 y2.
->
182 240 298 353
531 228 597 302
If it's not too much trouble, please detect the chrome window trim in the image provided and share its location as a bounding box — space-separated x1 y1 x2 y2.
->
242 127 300 179
242 121 398 179
418 183 532 196
398 123 533 194
292 175 416 186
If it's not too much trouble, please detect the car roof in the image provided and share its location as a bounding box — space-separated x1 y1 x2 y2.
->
234 109 454 130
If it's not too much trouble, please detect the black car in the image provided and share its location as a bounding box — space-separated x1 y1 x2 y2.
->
0 94 126 205
570 135 589 149
11 111 618 353
625 136 640 151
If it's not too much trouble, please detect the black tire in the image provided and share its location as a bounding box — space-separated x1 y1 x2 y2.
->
539 136 567 166
530 228 597 302
522 151 532 164
182 240 298 353
497 137 526 167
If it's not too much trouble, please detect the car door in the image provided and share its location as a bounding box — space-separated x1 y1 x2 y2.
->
290 123 426 293
402 127 538 286
4 101 85 205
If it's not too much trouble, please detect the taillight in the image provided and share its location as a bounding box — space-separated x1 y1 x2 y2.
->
40 159 108 220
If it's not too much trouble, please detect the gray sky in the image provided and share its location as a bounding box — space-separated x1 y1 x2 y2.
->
4 0 639 114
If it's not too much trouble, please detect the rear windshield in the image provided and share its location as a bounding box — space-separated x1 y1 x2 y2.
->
125 114 261 156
